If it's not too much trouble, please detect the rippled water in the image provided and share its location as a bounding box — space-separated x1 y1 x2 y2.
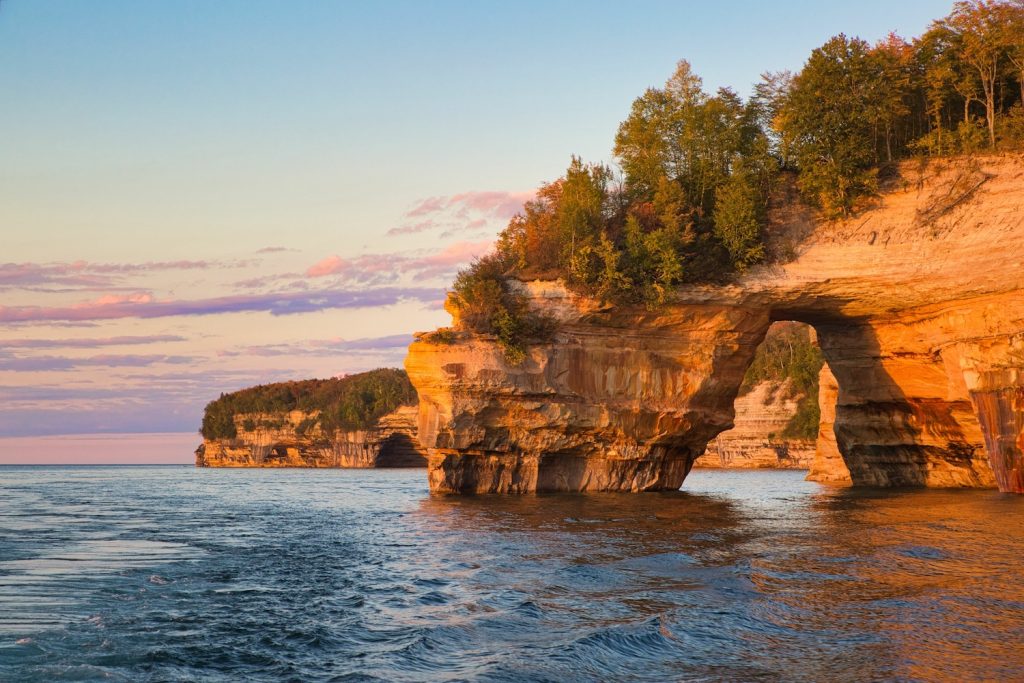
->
1 467 1022 682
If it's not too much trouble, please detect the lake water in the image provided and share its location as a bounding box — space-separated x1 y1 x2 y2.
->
0 466 1022 682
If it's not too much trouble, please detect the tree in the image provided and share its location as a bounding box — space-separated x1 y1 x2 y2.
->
944 1 1007 147
556 157 613 266
868 34 915 161
614 61 765 216
777 35 880 216
751 70 795 165
614 80 697 199
714 159 766 270
915 25 965 153
1001 1 1024 107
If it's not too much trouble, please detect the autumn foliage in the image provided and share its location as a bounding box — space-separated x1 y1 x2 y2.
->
448 1 1024 360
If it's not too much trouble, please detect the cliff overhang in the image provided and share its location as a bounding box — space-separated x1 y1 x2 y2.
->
405 156 1024 494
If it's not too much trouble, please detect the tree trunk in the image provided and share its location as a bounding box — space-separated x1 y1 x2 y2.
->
987 88 996 148
981 60 997 148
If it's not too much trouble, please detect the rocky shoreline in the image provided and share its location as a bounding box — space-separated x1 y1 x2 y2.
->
195 405 426 468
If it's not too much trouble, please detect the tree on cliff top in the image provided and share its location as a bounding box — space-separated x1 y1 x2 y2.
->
775 35 881 217
441 1 1024 360
943 0 1010 147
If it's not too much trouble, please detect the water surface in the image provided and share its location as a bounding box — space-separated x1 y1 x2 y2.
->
1 466 1022 682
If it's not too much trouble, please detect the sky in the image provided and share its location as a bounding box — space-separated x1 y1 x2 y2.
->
0 0 953 455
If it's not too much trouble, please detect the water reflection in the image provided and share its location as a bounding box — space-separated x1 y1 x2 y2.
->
1 467 1022 682
413 473 1024 682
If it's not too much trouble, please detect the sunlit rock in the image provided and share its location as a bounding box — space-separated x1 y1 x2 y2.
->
195 406 426 468
406 157 1024 493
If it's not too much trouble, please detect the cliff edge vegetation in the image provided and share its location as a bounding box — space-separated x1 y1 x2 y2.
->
447 0 1024 361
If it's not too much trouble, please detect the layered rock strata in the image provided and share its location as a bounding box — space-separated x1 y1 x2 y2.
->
195 406 426 468
693 379 815 469
406 156 1024 494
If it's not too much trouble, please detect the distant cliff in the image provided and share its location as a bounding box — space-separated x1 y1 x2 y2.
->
195 405 425 468
695 322 821 470
693 379 815 469
195 369 426 468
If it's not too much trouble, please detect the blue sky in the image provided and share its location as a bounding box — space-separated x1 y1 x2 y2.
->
0 0 951 443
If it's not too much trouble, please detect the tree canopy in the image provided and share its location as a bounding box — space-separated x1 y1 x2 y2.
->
445 1 1024 360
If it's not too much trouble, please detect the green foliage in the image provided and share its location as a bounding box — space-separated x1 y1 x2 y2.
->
448 3 1024 350
451 62 777 343
199 368 417 440
998 104 1024 147
614 60 772 216
201 395 238 440
449 253 556 362
713 161 767 270
421 327 457 345
777 35 882 217
771 3 1024 211
782 395 822 440
295 417 319 436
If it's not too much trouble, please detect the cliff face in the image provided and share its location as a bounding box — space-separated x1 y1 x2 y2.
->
406 156 1024 494
693 379 815 470
195 406 426 468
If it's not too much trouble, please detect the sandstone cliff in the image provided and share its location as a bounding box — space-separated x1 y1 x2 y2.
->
406 156 1024 494
806 364 853 484
195 406 426 468
693 379 815 470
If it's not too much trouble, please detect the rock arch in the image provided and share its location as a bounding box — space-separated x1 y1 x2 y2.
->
405 157 1024 494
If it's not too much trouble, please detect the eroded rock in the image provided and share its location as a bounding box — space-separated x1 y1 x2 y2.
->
694 379 816 470
195 406 426 468
406 156 1024 493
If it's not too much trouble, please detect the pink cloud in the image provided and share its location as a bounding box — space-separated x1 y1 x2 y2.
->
0 286 444 323
448 191 534 219
216 333 414 359
405 196 448 218
0 335 186 349
386 220 436 237
305 240 493 283
87 293 154 307
0 353 194 372
403 190 533 220
306 255 346 277
305 254 398 283
0 259 245 291
412 240 493 276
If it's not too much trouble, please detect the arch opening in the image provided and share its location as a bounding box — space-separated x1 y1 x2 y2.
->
694 321 851 482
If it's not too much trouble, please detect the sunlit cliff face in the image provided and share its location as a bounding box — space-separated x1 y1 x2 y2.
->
405 156 1024 494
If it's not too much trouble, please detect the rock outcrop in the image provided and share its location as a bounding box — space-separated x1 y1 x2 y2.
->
195 406 426 468
693 379 815 470
406 156 1024 494
805 364 852 484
